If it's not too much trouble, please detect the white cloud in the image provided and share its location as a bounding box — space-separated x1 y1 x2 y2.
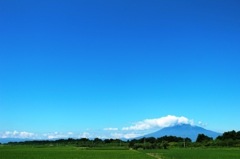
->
0 131 37 138
103 128 118 131
122 115 194 131
19 132 35 138
79 132 92 138
124 132 142 139
42 132 71 139
110 133 123 139
13 131 19 135
110 132 143 139
198 121 208 127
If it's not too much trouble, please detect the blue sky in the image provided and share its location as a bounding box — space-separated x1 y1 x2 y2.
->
0 0 240 139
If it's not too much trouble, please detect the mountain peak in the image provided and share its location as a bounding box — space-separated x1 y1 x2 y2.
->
142 124 221 141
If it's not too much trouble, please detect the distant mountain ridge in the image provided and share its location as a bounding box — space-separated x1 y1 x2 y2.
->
0 138 31 144
138 124 221 141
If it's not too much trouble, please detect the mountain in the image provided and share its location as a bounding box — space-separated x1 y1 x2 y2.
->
140 124 221 141
0 138 59 144
0 138 31 144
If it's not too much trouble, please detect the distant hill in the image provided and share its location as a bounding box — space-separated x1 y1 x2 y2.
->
0 138 65 144
0 138 58 144
138 124 221 141
0 138 30 144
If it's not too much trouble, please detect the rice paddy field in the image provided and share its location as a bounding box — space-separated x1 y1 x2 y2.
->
0 145 239 159
144 148 240 159
0 146 152 159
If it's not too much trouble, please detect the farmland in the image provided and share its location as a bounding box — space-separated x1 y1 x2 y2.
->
0 146 152 159
0 145 239 159
144 148 240 159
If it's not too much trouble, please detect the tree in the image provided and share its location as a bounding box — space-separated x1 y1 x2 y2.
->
104 139 110 143
93 138 102 143
196 134 213 143
217 130 238 140
185 137 192 142
129 139 137 148
236 131 240 140
146 137 156 144
162 141 169 149
67 138 75 141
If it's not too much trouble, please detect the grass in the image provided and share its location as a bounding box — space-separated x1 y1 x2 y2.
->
0 145 153 159
143 148 240 159
1 145 240 159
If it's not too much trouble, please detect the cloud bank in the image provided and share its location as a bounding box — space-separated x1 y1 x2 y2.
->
42 132 74 139
0 131 37 138
1 115 196 140
103 128 118 131
110 132 142 139
122 115 194 131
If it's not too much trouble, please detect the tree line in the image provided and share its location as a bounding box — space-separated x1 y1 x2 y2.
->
194 130 240 147
4 130 240 149
6 138 128 148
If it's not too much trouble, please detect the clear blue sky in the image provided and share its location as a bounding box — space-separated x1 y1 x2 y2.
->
0 0 240 139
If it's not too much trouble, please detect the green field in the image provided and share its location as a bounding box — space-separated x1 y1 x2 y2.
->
0 146 240 159
144 148 240 159
0 146 152 159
